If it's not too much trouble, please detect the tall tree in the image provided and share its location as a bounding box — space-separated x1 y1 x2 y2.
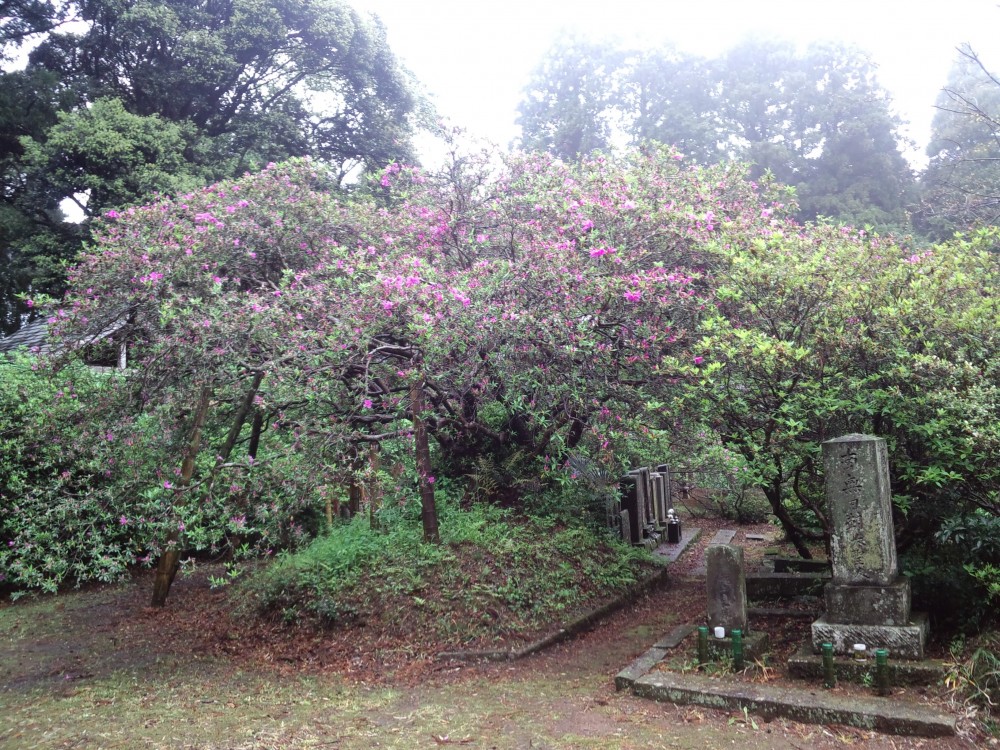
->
515 33 623 160
618 46 721 164
515 37 915 230
0 0 424 334
713 40 914 229
918 45 1000 240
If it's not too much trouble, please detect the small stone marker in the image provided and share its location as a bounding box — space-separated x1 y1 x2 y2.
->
706 544 748 634
709 529 736 545
619 509 633 544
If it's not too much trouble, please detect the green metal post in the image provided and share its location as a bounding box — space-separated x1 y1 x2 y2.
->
822 642 836 688
697 626 709 666
731 628 744 671
875 649 890 696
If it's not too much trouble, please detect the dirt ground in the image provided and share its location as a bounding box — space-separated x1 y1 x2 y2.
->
0 517 992 750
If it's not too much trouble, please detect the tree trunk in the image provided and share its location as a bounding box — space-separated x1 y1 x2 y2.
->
151 385 212 607
216 371 264 466
368 443 382 531
764 481 813 560
411 381 439 543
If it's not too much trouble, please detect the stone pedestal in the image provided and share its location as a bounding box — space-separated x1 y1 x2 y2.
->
809 435 928 659
708 632 771 663
825 578 912 626
811 613 929 660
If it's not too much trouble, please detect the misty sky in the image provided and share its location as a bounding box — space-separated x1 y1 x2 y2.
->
355 0 1000 167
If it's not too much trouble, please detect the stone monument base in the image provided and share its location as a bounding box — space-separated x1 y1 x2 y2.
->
708 631 771 664
825 578 911 626
810 612 929 660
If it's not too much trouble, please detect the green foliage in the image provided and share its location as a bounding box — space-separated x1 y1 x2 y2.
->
661 221 1000 557
516 37 915 231
946 634 1000 731
0 0 424 334
0 355 137 593
20 97 202 215
0 350 326 596
906 511 1000 631
516 32 623 161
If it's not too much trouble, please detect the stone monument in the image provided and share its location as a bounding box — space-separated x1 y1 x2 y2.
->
810 434 928 658
707 544 748 635
706 544 769 659
619 474 643 545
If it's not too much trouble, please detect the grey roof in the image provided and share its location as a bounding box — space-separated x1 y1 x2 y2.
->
0 319 52 354
0 312 128 357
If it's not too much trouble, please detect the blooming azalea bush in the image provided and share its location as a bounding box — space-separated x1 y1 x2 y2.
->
14 147 788 597
8 142 1000 612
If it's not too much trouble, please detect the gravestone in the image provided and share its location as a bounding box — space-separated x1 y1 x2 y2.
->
705 543 770 660
619 509 633 544
810 434 928 658
706 544 748 634
650 472 667 526
629 467 655 530
619 474 643 545
606 495 623 538
656 464 673 514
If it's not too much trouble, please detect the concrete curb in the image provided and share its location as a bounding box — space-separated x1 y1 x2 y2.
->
631 670 956 737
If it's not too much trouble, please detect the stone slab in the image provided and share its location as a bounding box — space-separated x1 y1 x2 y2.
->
787 642 947 686
632 670 955 737
748 607 820 620
651 527 701 564
653 623 697 649
825 578 912 626
746 572 828 600
823 435 898 586
619 475 643 545
772 556 831 574
810 612 930 659
709 529 737 545
615 646 667 691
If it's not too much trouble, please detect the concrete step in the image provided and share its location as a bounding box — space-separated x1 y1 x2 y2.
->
630 669 955 737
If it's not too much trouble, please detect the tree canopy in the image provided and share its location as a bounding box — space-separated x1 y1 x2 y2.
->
516 37 915 232
918 45 1000 240
0 0 425 335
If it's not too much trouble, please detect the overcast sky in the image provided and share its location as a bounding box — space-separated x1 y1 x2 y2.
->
355 0 1000 168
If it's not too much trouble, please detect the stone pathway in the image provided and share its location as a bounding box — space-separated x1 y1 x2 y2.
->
689 528 738 575
650 527 701 564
